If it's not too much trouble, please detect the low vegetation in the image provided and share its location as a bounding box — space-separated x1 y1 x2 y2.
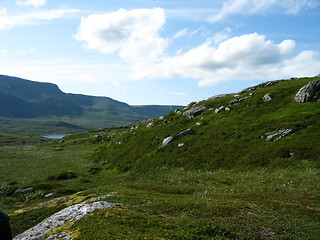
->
0 77 319 239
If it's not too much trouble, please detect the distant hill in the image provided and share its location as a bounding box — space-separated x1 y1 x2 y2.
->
0 75 184 133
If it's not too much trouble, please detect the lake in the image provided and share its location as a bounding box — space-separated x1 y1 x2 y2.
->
43 135 65 139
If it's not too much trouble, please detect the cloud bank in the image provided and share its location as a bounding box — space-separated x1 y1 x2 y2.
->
75 7 320 86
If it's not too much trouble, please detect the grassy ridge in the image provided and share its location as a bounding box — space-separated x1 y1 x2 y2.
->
0 76 319 239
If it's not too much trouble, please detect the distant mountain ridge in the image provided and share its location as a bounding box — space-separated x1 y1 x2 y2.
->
0 75 184 133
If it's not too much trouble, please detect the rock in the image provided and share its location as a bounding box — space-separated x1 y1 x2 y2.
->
207 94 228 101
160 129 194 148
46 233 72 240
265 129 298 142
229 99 240 105
13 201 119 240
294 80 320 103
183 106 206 119
160 136 174 148
14 187 33 195
214 106 226 113
146 122 154 128
178 143 184 147
44 193 54 198
262 94 272 102
238 81 279 94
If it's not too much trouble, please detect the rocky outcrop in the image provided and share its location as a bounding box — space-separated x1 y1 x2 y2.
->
262 94 272 102
160 129 194 148
294 80 320 103
183 106 206 119
207 94 228 101
229 93 254 106
265 129 298 142
238 81 279 94
13 200 119 240
214 106 229 113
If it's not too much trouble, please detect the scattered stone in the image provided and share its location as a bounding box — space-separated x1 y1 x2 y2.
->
294 80 320 103
229 99 240 105
262 94 272 102
196 122 202 126
214 106 226 113
146 122 154 128
13 201 119 240
160 129 195 148
44 193 54 198
265 129 298 142
183 105 206 119
14 187 33 195
178 143 185 147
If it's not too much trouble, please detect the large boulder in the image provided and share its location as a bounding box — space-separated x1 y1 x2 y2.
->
13 201 118 240
160 129 195 148
183 106 206 119
294 80 320 103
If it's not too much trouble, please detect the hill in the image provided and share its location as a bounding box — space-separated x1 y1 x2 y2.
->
0 75 183 134
1 76 319 239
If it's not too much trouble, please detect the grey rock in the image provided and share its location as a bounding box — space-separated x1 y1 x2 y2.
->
214 106 226 113
14 187 33 195
294 80 320 103
44 193 54 198
238 81 279 94
46 233 72 240
262 94 272 102
229 99 240 105
13 201 119 240
160 129 194 148
183 105 206 119
265 129 298 142
146 122 154 128
160 136 174 148
207 94 228 101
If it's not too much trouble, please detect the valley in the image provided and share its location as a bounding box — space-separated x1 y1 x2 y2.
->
0 76 319 239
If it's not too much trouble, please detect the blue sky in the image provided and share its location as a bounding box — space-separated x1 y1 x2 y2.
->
0 0 319 105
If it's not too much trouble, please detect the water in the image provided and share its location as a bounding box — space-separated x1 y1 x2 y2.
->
43 135 65 139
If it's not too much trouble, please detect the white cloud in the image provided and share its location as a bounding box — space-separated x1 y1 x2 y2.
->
0 8 80 31
0 49 9 54
75 8 320 87
132 33 320 86
208 0 320 23
174 28 188 39
75 8 168 63
17 48 35 55
16 0 46 8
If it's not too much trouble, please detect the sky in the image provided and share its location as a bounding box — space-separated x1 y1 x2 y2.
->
0 0 320 105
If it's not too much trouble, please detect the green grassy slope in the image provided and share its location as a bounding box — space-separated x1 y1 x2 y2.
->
1 76 319 239
93 77 320 171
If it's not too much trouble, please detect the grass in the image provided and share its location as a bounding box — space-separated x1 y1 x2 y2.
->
0 77 320 239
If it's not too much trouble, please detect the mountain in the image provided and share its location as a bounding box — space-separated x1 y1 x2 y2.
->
0 75 184 133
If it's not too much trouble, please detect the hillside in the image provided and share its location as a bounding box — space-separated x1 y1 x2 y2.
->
0 75 183 133
1 76 319 239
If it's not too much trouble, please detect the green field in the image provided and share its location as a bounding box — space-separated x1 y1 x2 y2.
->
1 77 319 239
